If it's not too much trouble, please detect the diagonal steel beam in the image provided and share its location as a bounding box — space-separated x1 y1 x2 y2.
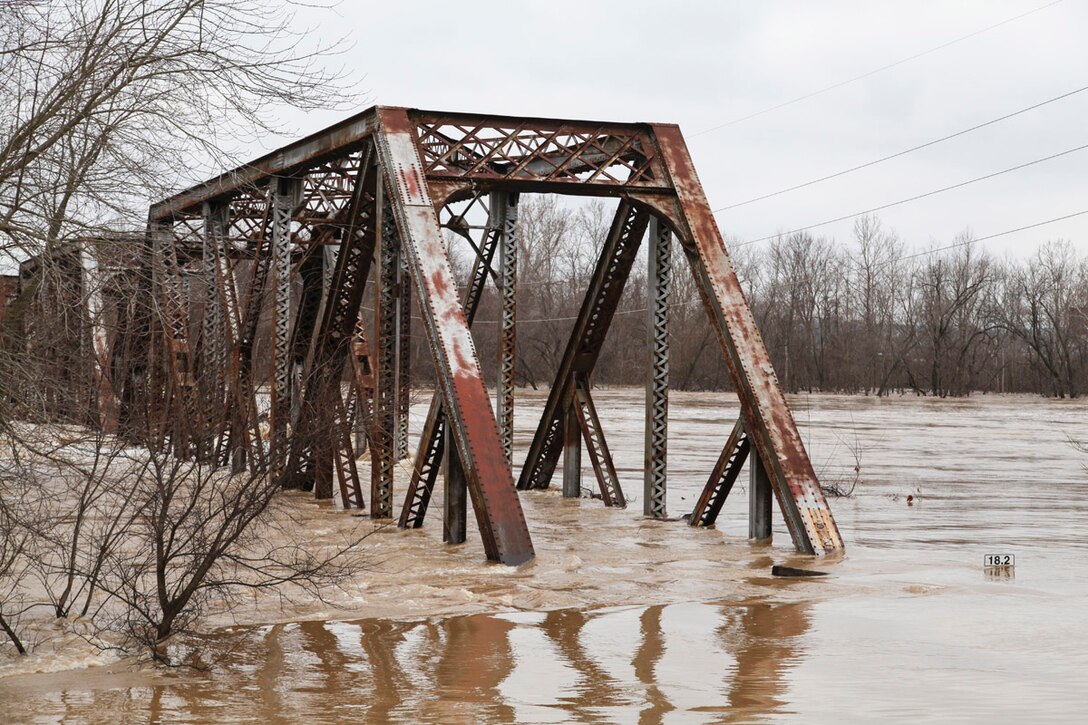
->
651 123 843 556
398 194 501 530
518 201 649 491
688 417 750 527
286 143 378 494
571 376 625 507
375 107 533 566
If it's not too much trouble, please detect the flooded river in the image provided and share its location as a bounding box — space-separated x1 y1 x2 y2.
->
2 390 1087 723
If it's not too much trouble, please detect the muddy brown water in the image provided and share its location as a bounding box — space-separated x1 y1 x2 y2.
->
2 390 1087 723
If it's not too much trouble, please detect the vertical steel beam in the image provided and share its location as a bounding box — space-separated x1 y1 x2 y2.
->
644 217 671 519
201 202 230 461
562 399 581 498
150 221 196 454
79 241 118 434
375 107 534 565
349 311 376 456
443 427 467 545
285 145 378 496
270 177 300 474
496 193 519 465
651 123 844 556
395 256 412 461
749 453 773 541
311 241 340 500
373 183 398 519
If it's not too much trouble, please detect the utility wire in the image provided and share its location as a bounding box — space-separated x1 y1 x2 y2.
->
895 209 1088 262
715 83 1088 212
693 0 1065 136
734 141 1088 247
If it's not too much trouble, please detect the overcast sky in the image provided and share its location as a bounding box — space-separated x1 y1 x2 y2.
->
267 0 1087 259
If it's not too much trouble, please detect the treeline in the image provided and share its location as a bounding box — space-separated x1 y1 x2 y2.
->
461 200 1088 398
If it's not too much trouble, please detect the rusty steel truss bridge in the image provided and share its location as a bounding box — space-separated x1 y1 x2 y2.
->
105 106 843 565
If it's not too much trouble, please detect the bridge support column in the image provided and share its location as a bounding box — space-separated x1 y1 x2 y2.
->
749 454 773 541
443 427 467 545
496 192 518 465
373 184 398 519
563 400 581 498
644 217 671 519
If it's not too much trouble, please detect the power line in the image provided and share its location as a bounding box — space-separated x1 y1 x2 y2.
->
693 0 1065 137
896 209 1088 262
715 83 1088 212
734 141 1088 247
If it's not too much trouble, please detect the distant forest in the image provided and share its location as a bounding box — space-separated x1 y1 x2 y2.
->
455 198 1088 399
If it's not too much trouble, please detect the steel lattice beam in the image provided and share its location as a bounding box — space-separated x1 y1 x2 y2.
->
688 417 750 527
651 123 843 555
519 201 649 491
398 193 500 530
375 107 534 565
144 106 844 560
644 217 671 519
496 193 518 465
372 187 399 518
270 177 302 474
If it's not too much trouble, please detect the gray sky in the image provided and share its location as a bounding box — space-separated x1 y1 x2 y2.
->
272 0 1088 258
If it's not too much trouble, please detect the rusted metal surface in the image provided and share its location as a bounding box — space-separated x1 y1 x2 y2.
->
562 398 581 499
372 186 399 518
150 113 376 222
333 392 365 511
689 417 750 527
411 111 669 196
571 376 625 507
651 123 844 556
375 107 534 565
398 193 499 530
199 202 230 461
519 201 649 491
150 221 198 454
749 454 773 541
270 178 301 474
395 255 411 462
644 217 671 519
495 193 518 465
140 105 842 563
286 142 378 498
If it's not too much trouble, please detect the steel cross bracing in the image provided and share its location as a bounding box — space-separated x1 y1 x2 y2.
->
138 106 845 562
689 418 751 527
571 375 625 507
519 200 649 492
644 217 671 519
495 193 518 465
372 189 400 519
398 192 501 530
287 142 378 500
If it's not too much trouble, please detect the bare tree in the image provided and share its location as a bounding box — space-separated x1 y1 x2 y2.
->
97 449 370 659
911 237 999 397
999 240 1088 398
1 0 358 260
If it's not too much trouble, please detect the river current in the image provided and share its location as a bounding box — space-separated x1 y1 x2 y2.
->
2 389 1086 723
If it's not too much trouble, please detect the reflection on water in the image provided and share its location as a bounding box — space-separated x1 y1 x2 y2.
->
3 600 809 724
3 391 1088 723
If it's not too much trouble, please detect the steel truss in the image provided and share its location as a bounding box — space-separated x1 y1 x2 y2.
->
136 106 844 563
